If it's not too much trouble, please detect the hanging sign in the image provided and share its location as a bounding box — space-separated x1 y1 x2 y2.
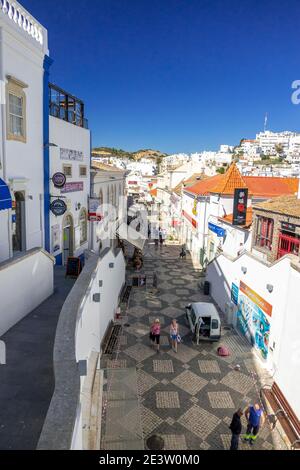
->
61 182 84 194
50 199 67 216
52 172 66 189
233 188 248 226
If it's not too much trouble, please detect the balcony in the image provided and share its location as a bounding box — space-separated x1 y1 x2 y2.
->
49 83 89 129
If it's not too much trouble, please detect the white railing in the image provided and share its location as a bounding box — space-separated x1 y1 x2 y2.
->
0 0 43 45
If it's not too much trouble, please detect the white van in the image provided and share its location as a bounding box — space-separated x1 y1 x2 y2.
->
185 302 221 344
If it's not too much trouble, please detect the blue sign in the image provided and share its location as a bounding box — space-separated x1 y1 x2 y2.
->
50 199 67 217
12 214 16 224
231 283 239 305
208 222 226 238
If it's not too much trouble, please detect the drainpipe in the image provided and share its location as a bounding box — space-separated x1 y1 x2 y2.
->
0 27 12 258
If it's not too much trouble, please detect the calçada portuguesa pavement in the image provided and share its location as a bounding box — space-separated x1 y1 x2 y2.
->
101 242 287 451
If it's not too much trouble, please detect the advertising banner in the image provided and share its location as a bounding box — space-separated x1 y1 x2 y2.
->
236 281 272 361
233 188 248 226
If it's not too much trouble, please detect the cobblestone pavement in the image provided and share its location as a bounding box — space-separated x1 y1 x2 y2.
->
103 243 285 451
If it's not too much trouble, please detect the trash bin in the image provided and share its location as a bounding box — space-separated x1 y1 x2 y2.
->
204 281 210 296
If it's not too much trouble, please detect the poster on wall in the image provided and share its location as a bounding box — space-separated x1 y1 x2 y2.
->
52 225 61 254
236 281 272 361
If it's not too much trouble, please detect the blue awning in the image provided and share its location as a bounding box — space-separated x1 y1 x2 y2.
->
0 178 12 211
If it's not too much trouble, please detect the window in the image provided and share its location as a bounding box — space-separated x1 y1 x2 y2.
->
6 77 27 142
255 216 274 250
79 208 87 245
49 84 87 128
63 164 72 178
79 166 87 178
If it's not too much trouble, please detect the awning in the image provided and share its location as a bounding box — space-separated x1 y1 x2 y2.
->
117 222 147 251
0 178 12 211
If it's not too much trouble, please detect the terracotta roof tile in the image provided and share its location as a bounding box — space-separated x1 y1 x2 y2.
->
210 163 247 195
244 177 298 198
219 207 253 227
253 195 300 218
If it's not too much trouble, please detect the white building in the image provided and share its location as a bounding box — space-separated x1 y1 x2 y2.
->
90 161 126 254
48 84 91 266
256 131 300 155
0 0 48 262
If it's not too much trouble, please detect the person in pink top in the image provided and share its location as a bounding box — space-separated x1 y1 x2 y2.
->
150 319 161 354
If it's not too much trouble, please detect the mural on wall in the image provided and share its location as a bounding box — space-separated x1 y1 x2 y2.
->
236 281 272 361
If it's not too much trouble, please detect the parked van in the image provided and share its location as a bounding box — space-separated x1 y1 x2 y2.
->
185 302 221 344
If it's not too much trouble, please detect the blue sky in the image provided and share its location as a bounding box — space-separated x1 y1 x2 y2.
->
22 0 300 153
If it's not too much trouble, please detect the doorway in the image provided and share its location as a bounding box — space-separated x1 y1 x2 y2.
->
62 214 74 265
13 191 26 254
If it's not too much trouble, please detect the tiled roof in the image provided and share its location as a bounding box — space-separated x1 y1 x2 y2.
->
219 207 253 228
186 174 223 196
91 161 122 172
244 177 298 198
187 163 298 198
253 195 300 218
210 163 247 194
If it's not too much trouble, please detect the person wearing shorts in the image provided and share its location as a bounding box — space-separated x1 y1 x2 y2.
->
150 319 161 353
170 319 179 353
243 403 265 446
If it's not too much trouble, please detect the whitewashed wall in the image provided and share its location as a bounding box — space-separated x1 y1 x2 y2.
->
75 249 125 362
49 116 91 262
0 8 48 261
0 248 54 336
206 252 300 419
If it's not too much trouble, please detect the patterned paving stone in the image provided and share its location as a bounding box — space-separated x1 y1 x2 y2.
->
156 392 180 409
210 379 219 385
178 405 221 440
190 397 199 404
220 371 254 395
120 335 127 346
167 343 199 363
140 405 163 437
171 279 186 285
165 417 175 426
163 324 189 338
175 289 191 296
153 360 174 373
262 441 274 450
163 434 187 450
172 370 208 395
137 370 159 395
159 336 171 346
198 360 221 374
124 343 156 362
159 293 180 304
128 306 149 318
199 441 211 450
106 359 127 369
161 379 169 385
161 306 183 318
129 322 150 337
208 391 235 409
147 299 162 309
220 434 251 451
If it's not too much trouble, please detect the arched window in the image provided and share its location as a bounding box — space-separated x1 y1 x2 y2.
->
79 208 87 245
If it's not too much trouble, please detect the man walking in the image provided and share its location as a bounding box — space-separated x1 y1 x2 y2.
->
243 403 265 446
229 408 243 450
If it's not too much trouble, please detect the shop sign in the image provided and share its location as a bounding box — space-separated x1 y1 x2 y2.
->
233 188 248 226
50 199 67 217
88 198 103 222
208 222 226 237
60 148 84 162
52 172 66 189
281 222 297 233
61 182 84 194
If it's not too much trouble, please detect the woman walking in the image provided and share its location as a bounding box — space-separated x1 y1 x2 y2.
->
170 319 179 353
150 319 161 354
